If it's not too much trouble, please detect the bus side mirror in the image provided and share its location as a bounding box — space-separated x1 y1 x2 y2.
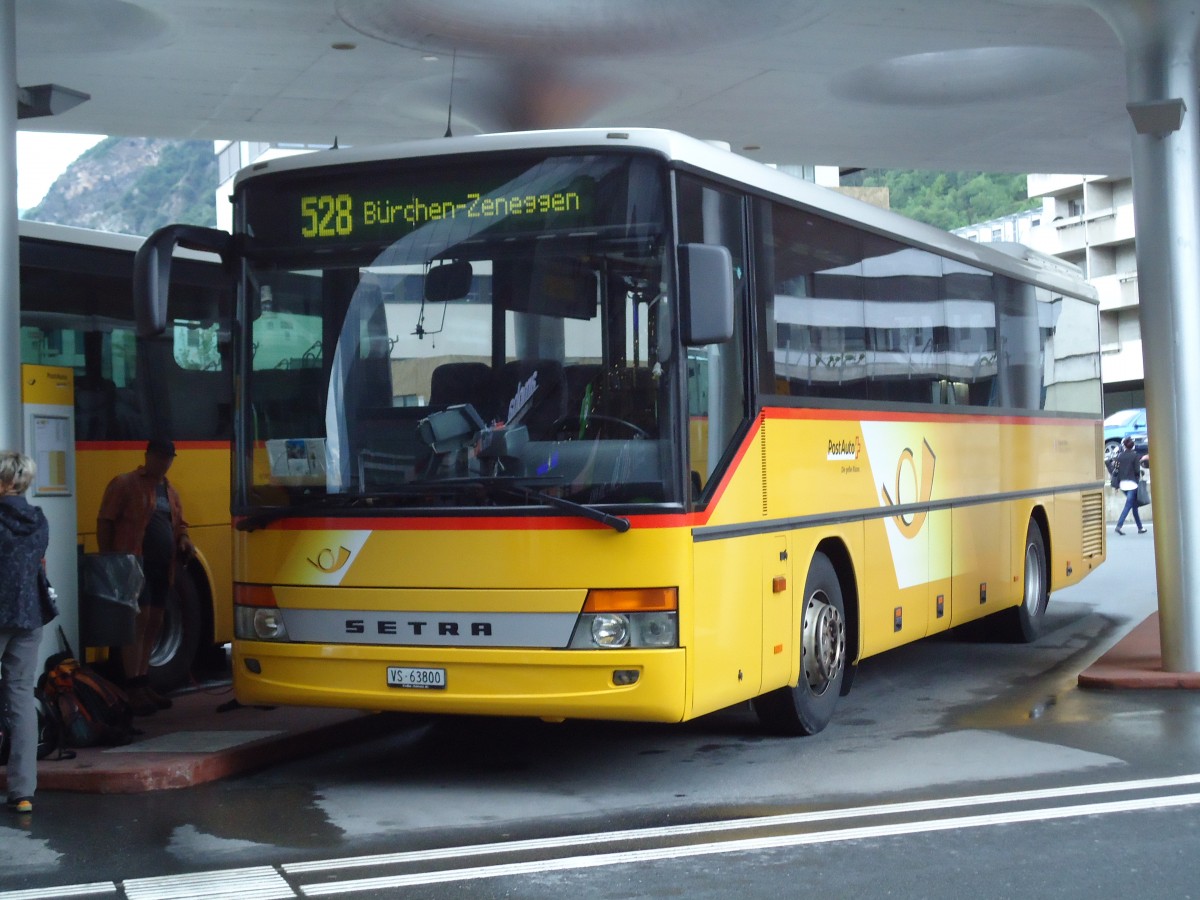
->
425 259 473 302
679 243 734 346
134 225 232 337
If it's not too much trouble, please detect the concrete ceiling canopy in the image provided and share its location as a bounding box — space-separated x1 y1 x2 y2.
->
334 0 822 58
832 46 1102 107
10 1 1135 175
14 0 169 54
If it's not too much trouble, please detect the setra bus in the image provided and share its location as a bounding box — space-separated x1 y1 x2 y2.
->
134 129 1106 734
19 220 233 688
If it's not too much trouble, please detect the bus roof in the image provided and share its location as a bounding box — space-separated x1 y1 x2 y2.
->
230 127 1098 304
18 218 223 264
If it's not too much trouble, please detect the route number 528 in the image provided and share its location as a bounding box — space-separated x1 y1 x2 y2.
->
301 193 353 238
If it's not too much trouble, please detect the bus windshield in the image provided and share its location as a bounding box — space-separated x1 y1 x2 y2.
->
239 152 679 515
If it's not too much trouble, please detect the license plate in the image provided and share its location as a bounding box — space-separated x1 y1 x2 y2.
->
387 666 446 689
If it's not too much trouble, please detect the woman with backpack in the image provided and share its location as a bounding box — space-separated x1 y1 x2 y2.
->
0 451 51 816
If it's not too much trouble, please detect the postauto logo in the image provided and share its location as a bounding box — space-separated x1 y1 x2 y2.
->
826 435 862 461
879 439 937 539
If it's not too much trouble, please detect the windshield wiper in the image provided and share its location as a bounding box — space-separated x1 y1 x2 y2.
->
516 486 631 533
237 477 631 533
407 475 631 533
473 479 629 533
236 494 374 532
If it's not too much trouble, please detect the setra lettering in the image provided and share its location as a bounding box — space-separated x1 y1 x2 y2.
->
341 618 496 639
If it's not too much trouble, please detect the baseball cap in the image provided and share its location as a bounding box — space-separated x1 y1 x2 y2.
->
146 438 177 458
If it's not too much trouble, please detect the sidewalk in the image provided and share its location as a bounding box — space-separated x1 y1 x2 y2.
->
11 682 401 795
1078 611 1200 690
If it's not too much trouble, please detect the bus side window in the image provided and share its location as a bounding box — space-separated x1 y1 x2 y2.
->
677 175 748 501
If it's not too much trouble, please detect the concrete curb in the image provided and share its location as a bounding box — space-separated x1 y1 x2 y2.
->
3 686 403 795
1078 612 1200 690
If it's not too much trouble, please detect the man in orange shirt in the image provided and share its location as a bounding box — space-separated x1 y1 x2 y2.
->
97 439 194 715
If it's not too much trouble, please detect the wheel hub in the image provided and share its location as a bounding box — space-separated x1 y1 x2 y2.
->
802 591 845 695
1024 540 1045 616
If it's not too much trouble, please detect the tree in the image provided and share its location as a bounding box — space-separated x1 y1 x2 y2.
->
843 170 1038 230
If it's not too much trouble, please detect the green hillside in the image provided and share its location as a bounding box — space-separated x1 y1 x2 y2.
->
842 170 1038 231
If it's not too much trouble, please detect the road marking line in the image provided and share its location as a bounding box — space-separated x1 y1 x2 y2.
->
0 884 115 900
285 770 1200 874
15 772 1200 900
122 865 294 900
298 791 1200 895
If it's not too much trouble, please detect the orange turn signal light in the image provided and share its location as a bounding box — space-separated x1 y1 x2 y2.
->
235 584 278 607
584 587 678 613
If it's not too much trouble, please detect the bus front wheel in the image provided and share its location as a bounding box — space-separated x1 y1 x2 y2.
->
753 551 847 736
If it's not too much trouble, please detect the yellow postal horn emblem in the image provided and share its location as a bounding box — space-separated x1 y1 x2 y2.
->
880 439 936 539
308 546 352 573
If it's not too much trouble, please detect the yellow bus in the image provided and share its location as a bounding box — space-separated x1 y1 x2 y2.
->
135 129 1105 734
19 220 233 689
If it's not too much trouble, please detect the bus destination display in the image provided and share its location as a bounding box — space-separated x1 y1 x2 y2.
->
244 161 600 249
300 188 587 240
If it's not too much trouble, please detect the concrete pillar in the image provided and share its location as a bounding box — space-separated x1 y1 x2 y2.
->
0 2 20 451
1089 0 1200 671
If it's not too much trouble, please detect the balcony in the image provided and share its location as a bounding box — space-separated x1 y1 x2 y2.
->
1041 205 1136 255
1093 272 1140 311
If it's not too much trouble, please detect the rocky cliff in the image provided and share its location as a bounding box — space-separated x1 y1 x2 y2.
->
23 136 217 235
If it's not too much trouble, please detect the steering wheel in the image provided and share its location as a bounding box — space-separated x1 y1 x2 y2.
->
553 414 648 441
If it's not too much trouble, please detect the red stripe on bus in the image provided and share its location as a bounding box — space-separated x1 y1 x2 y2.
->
763 406 1096 427
236 513 701 532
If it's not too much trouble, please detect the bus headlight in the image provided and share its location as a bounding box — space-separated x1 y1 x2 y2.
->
235 606 290 641
592 613 630 647
568 611 678 649
569 587 679 649
631 612 677 648
568 588 681 652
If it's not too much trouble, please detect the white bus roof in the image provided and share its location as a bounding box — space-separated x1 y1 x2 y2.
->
231 127 1098 304
18 219 222 264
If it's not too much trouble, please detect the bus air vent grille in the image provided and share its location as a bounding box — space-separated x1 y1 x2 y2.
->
760 417 769 516
1081 490 1105 557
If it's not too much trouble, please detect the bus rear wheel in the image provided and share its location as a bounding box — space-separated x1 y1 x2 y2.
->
753 551 846 736
995 520 1049 643
148 565 203 692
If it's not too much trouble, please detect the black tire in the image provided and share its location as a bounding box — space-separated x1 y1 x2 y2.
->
1104 439 1122 467
994 520 1049 643
753 552 847 736
147 565 203 692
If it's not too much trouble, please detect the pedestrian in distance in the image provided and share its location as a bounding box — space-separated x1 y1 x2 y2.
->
0 451 52 816
1111 436 1147 536
96 439 194 716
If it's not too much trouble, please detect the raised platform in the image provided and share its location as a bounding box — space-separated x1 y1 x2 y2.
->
3 684 400 795
1078 612 1200 690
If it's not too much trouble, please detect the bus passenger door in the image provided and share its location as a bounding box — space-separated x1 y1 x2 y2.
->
762 535 792 690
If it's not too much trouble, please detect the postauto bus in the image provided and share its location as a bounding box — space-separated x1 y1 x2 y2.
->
132 129 1106 734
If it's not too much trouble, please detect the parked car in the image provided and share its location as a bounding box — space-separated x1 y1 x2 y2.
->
1104 407 1149 466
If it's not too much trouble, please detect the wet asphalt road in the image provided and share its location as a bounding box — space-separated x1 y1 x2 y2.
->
4 530 1199 899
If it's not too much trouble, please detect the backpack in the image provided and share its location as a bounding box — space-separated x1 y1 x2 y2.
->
36 652 136 748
